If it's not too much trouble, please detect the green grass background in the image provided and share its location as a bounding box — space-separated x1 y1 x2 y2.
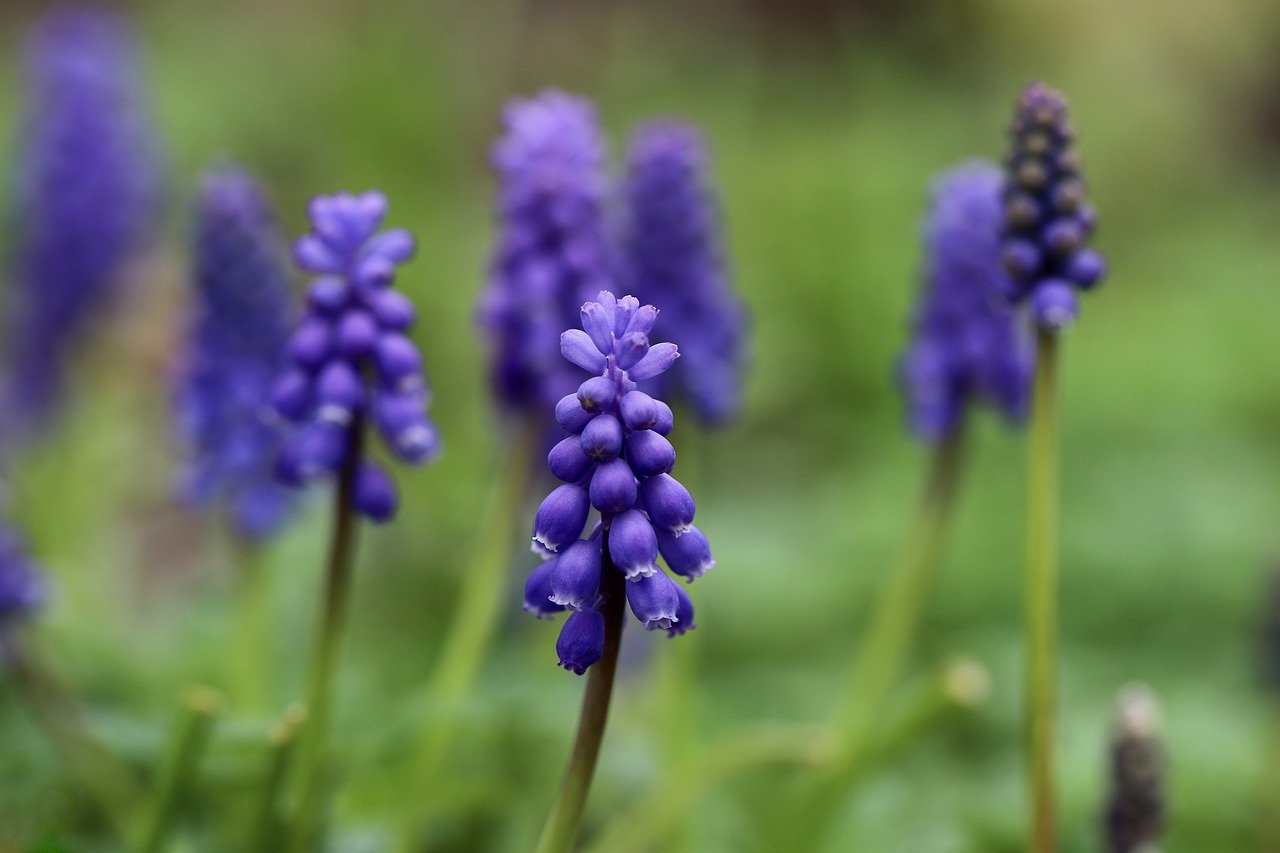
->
2 0 1280 849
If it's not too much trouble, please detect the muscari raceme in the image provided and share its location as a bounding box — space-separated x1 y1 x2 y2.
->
620 120 747 425
523 291 713 674
479 90 613 416
6 4 160 427
175 167 295 539
901 161 1033 441
1000 81 1106 331
271 191 439 521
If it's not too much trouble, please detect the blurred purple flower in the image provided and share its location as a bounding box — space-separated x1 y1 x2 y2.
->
900 161 1033 441
271 191 439 522
0 523 46 642
621 121 746 424
175 167 295 540
479 90 613 416
522 291 714 674
1000 81 1106 331
6 4 161 429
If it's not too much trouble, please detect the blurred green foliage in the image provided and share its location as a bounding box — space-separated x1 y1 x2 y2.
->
3 0 1280 849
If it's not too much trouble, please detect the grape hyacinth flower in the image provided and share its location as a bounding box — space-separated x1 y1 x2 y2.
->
6 5 161 428
523 291 713 675
621 121 746 424
0 523 45 647
272 191 439 522
1000 81 1106 331
175 167 294 539
479 90 613 416
901 161 1033 441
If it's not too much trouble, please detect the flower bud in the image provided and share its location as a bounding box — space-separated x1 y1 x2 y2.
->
556 608 605 675
532 484 590 555
580 413 623 460
549 539 602 610
589 458 637 515
625 430 675 476
626 570 680 631
607 509 658 579
641 474 695 534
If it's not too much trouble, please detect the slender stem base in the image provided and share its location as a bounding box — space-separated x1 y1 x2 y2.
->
136 687 222 853
1026 329 1061 853
534 549 626 853
289 421 364 852
779 430 966 849
252 704 307 852
411 423 539 783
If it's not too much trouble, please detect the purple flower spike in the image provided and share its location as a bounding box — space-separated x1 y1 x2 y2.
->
621 121 747 425
479 91 612 416
6 5 162 431
521 291 717 671
900 161 1034 442
626 570 681 631
0 523 47 642
272 192 439 520
557 609 606 675
174 167 295 540
1001 82 1105 330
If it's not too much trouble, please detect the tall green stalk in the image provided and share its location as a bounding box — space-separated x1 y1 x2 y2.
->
1026 328 1060 852
230 539 271 712
252 704 306 852
409 423 539 792
135 687 222 853
534 544 627 853
288 419 365 852
780 428 966 848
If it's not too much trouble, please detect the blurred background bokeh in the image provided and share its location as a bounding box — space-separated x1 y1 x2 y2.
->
2 0 1280 849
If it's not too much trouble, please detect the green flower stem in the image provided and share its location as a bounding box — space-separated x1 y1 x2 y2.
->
1026 328 1060 852
230 539 271 712
410 421 539 787
5 634 141 839
251 704 307 853
779 428 966 849
289 418 365 852
534 542 627 853
135 686 222 853
588 658 989 853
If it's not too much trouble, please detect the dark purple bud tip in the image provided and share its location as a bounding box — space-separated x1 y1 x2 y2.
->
271 371 312 422
1031 279 1079 331
557 608 606 674
666 583 697 637
1043 218 1083 256
1002 238 1041 281
549 539 603 610
561 329 606 373
652 400 675 436
578 375 617 412
353 462 398 522
532 483 590 555
315 359 364 422
289 317 332 370
619 390 659 430
374 333 423 389
608 509 658 580
641 473 696 535
556 393 594 434
580 413 623 460
616 332 650 371
658 525 714 580
523 560 565 619
581 300 615 354
628 342 679 381
369 289 415 331
625 430 676 477
549 436 593 483
589 458 638 515
1064 247 1106 289
337 310 379 358
626 570 681 631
